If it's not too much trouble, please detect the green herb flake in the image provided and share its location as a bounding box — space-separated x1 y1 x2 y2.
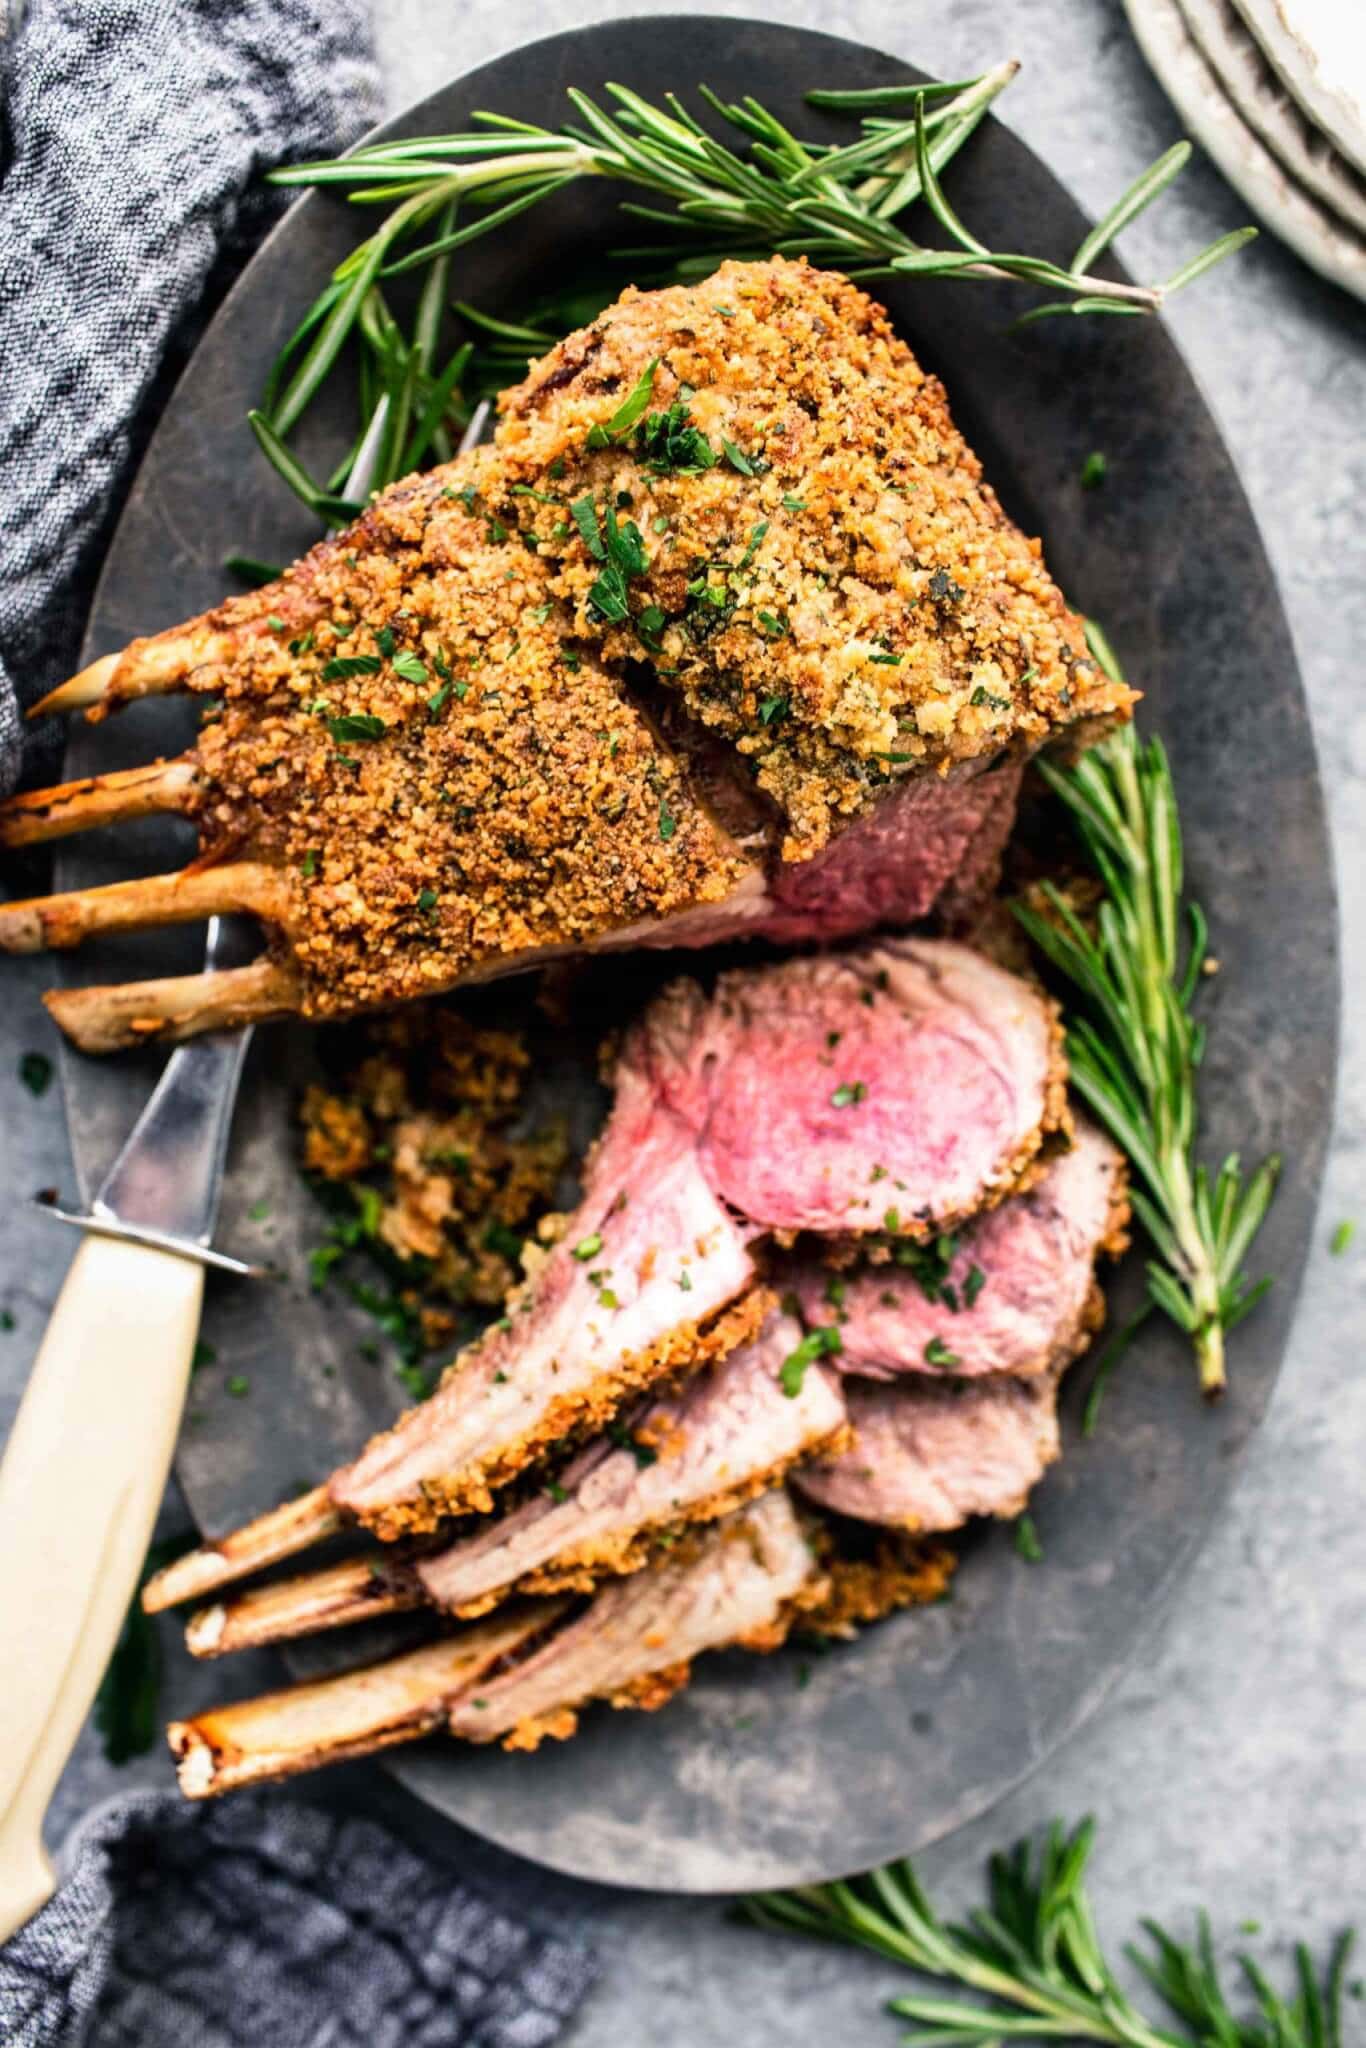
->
0 1308 14 1332
928 567 966 604
393 650 429 685
963 1263 987 1308
780 1323 843 1397
427 681 453 719
300 849 318 878
924 1335 960 1367
573 1232 603 1261
758 694 788 726
782 494 807 511
740 519 769 567
417 888 439 914
1080 451 1108 489
756 610 787 639
586 357 659 447
266 613 285 631
248 1199 270 1222
544 1481 569 1505
326 712 387 744
319 653 383 683
1331 1219 1356 1256
636 404 716 474
226 1374 250 1398
571 494 606 560
1014 1513 1043 1562
19 1051 53 1097
658 797 677 842
830 1081 867 1109
721 437 756 475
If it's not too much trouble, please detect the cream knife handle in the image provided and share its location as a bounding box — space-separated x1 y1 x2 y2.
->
0 1233 203 1942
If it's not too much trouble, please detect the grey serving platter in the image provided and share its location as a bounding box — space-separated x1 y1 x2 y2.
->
55 17 1337 1892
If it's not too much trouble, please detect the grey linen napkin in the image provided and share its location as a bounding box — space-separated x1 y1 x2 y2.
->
0 8 598 2043
0 0 375 792
0 1790 596 2047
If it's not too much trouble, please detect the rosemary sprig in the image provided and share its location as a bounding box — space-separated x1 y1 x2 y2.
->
742 1818 1354 2048
1013 625 1279 1397
255 64 1254 513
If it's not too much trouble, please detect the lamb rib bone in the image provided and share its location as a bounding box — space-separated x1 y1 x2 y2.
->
169 1493 820 1795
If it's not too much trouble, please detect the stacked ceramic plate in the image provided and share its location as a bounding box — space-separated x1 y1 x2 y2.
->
1125 0 1366 299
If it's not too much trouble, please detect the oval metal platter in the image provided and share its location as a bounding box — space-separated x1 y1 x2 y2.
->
56 17 1337 1891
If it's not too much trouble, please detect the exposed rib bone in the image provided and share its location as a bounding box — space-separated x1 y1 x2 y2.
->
144 1486 342 1613
0 757 200 843
169 1604 561 1798
185 1555 423 1658
0 862 286 954
30 627 241 718
0 758 200 847
44 955 300 1053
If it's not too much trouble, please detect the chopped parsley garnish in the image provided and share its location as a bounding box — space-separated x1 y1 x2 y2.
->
586 357 659 447
636 402 716 473
511 484 563 504
18 1051 52 1097
964 1263 987 1308
782 494 807 510
868 650 902 665
427 680 453 718
721 436 756 475
573 1232 603 1261
320 653 382 683
830 1081 867 1108
636 604 667 650
530 601 555 624
740 519 769 567
571 494 605 559
416 888 438 914
1330 1219 1356 1255
393 650 429 685
924 1336 959 1367
1080 451 1108 489
780 1323 842 1397
1014 1513 1043 1562
544 1481 569 1504
376 626 395 656
678 1270 693 1291
266 613 285 631
482 1220 524 1261
658 797 677 842
755 610 787 638
326 712 387 743
226 1374 250 1397
758 694 788 725
589 563 630 624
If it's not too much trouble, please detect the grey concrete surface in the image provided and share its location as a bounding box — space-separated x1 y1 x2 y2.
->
2 0 1362 2035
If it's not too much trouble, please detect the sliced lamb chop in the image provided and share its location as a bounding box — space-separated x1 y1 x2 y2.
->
416 1308 845 1617
149 935 1064 1609
793 1369 1063 1532
789 1114 1128 1381
446 1491 822 1750
640 935 1065 1237
169 1493 820 1795
6 259 1131 1052
169 1602 561 1799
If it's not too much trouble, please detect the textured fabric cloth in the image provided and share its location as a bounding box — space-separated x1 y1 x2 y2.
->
0 0 380 793
0 1789 597 2048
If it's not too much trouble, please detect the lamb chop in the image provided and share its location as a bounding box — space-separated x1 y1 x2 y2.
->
144 934 1065 1618
169 1491 823 1795
788 1113 1129 1381
179 1118 1121 1661
0 260 1130 1051
794 1369 1064 1532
